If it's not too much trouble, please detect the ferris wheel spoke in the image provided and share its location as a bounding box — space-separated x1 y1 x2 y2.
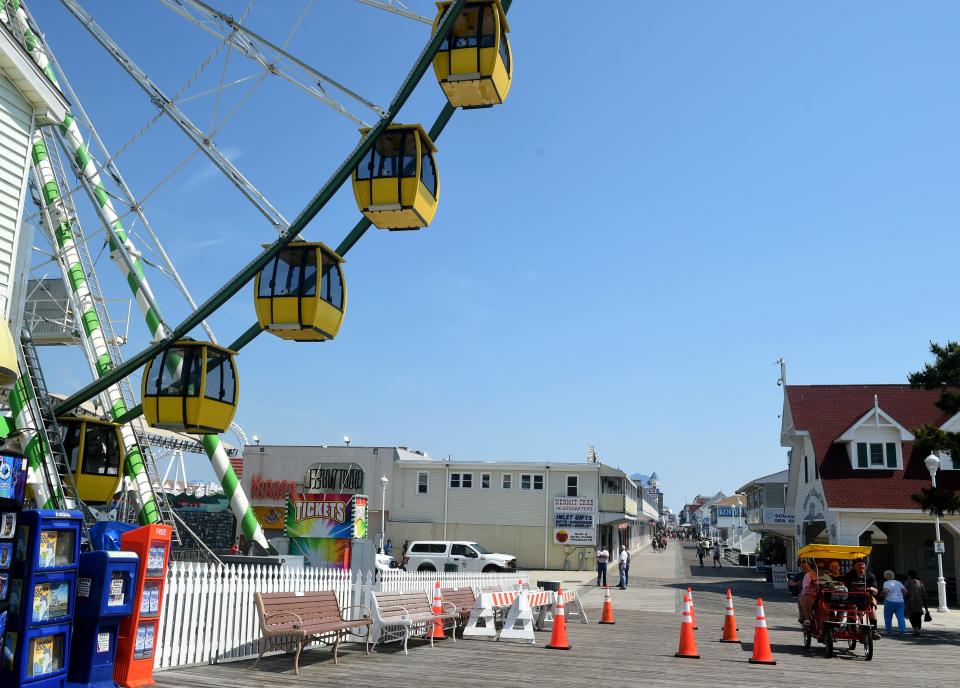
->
352 0 433 25
60 0 292 233
161 0 387 119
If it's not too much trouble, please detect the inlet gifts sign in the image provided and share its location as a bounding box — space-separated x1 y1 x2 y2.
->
553 497 597 545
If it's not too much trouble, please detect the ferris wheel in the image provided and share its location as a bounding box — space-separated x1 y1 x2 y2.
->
0 0 514 553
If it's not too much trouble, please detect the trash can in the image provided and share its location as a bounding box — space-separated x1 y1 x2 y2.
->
444 563 458 573
538 580 561 592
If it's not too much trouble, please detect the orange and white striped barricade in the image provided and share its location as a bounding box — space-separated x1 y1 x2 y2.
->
536 589 589 630
499 590 536 643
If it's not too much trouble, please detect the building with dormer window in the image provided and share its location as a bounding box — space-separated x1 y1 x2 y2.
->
781 384 960 605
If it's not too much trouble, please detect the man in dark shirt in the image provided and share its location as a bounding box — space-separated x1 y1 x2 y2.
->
842 559 880 638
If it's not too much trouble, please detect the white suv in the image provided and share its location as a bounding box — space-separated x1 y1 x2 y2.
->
402 541 517 573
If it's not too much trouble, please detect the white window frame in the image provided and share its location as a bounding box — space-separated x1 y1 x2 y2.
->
417 471 429 495
502 473 513 490
533 474 544 490
565 474 578 497
450 472 473 489
851 441 902 470
481 472 491 489
520 474 532 490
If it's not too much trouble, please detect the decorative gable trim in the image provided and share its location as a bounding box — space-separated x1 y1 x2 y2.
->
836 400 914 442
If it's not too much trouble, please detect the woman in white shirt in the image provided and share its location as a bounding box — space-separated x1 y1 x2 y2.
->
881 570 908 635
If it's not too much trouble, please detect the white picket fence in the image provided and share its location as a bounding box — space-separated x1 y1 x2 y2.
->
154 562 530 671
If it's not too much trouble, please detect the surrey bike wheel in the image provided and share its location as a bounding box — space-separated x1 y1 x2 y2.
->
862 628 873 661
824 627 834 658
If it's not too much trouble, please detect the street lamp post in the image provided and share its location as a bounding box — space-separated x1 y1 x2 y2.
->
380 475 389 553
924 454 950 613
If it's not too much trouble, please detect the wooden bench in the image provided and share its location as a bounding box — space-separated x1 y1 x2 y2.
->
441 587 478 626
253 590 372 675
369 590 460 654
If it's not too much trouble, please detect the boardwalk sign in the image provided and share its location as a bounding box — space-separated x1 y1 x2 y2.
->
554 497 596 545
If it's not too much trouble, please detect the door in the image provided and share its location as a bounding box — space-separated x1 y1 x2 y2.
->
450 544 480 571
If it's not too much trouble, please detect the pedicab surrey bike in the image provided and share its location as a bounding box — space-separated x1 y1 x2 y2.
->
798 544 875 661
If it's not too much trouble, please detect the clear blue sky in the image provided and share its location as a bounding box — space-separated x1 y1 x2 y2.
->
29 2 960 512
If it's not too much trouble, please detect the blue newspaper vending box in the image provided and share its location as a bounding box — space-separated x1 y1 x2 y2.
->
0 509 83 688
67 550 139 688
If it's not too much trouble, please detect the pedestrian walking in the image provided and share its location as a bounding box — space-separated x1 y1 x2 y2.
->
905 569 930 635
881 570 908 635
696 541 706 567
596 545 610 587
617 545 630 589
712 541 722 568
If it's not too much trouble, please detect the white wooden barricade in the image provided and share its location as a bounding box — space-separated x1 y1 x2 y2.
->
535 589 589 630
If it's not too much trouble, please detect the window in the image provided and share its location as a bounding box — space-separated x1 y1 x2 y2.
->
856 442 898 469
451 544 478 558
481 473 491 489
501 473 512 490
320 259 344 310
417 472 429 494
411 543 446 554
498 22 510 71
450 472 473 489
82 424 120 477
420 150 437 197
204 351 236 404
804 456 808 483
520 474 544 490
566 475 578 497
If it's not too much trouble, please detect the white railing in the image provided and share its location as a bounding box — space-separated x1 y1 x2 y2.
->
154 562 530 671
155 561 354 670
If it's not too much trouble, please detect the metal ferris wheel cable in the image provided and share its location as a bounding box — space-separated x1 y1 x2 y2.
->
59 0 292 234
352 0 433 25
161 0 386 119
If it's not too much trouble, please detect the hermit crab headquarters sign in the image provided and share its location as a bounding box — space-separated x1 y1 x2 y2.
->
553 497 596 545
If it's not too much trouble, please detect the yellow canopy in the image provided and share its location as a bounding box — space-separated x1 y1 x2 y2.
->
798 544 872 561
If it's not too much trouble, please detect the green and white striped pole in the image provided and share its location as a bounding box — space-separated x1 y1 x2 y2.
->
8 376 57 509
32 134 159 524
12 0 268 548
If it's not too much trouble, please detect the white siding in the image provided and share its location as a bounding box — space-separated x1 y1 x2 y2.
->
0 72 34 323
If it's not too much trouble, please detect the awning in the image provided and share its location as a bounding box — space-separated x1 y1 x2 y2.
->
599 512 638 525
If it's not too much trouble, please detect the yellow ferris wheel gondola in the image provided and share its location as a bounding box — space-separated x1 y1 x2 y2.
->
141 340 238 434
254 241 347 342
351 124 439 230
432 1 512 108
58 415 124 503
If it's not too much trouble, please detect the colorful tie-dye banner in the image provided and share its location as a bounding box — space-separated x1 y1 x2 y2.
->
285 495 360 569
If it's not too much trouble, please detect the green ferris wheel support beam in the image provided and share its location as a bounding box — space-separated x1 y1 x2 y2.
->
55 0 469 417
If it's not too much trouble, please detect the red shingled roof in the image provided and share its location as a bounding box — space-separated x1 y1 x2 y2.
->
785 385 960 509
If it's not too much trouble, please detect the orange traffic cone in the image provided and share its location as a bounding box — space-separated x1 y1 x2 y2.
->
748 598 776 665
545 587 571 650
687 587 699 630
599 585 616 624
721 589 740 643
427 580 446 640
674 593 700 659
